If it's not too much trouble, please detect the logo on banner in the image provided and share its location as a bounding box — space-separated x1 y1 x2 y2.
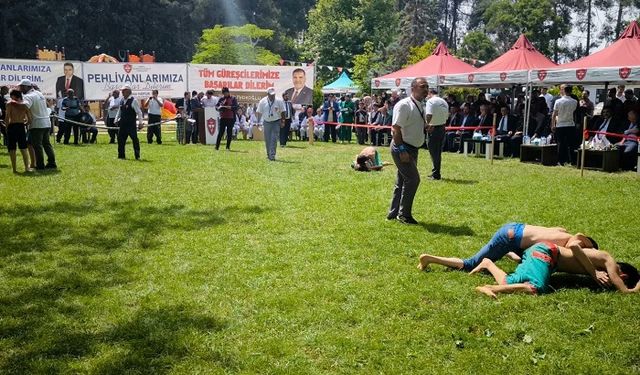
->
395 78 401 87
537 70 547 81
499 72 507 81
467 74 475 83
374 80 380 88
575 69 587 81
619 67 631 79
123 63 132 74
207 118 217 136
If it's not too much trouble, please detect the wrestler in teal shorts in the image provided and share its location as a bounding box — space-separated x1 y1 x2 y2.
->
504 242 559 294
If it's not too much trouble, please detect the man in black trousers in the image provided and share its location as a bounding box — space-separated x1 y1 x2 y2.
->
115 85 144 160
280 92 294 147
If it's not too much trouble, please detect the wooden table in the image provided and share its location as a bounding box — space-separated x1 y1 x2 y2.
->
520 144 558 166
576 149 620 172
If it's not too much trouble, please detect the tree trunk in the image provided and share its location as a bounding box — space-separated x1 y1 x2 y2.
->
615 0 624 38
449 0 460 50
586 0 592 55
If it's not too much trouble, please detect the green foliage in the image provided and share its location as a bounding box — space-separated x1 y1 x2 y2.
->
404 39 438 67
547 85 583 97
191 24 281 65
442 87 482 103
352 41 384 94
386 0 441 71
304 0 397 68
313 77 326 109
458 31 498 63
483 0 569 57
0 136 639 373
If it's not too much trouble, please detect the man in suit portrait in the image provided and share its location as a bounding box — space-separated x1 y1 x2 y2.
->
56 62 84 100
283 68 313 107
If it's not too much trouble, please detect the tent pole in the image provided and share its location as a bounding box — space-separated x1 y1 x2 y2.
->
523 83 532 137
580 116 588 177
491 113 497 165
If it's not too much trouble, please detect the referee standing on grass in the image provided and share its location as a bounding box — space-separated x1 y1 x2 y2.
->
115 85 144 160
256 87 285 161
387 77 429 225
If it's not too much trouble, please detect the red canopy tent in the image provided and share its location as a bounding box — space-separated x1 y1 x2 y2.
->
440 34 557 86
530 20 640 84
371 42 477 90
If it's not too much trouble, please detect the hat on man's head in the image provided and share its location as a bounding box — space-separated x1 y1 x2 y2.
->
267 87 276 95
19 79 32 87
120 85 132 91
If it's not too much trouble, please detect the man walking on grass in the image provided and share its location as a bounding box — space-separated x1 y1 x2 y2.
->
387 77 429 225
256 87 285 161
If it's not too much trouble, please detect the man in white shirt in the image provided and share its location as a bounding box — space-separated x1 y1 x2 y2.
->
255 87 285 161
540 87 554 114
552 84 578 166
106 90 122 144
425 88 449 180
388 77 429 225
201 90 218 108
616 85 626 103
115 85 144 160
19 79 57 170
144 90 164 145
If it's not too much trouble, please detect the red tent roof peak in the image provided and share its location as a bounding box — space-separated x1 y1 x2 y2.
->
620 20 640 39
511 34 536 51
432 42 451 56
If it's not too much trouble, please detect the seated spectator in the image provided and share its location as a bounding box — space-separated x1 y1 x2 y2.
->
313 107 325 141
299 106 314 142
80 104 98 144
351 146 390 172
444 102 462 152
290 108 302 140
495 106 519 157
616 109 639 170
589 106 621 144
233 108 248 140
450 104 477 153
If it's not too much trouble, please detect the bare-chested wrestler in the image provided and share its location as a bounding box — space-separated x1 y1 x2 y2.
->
471 240 640 298
417 223 597 272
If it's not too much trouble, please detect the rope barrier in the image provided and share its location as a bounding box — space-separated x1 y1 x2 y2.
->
584 129 638 141
317 120 495 132
50 114 185 131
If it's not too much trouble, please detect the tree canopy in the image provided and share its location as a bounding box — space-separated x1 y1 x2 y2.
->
1 0 639 93
191 25 280 65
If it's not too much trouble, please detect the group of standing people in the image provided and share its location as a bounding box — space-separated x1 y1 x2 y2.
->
0 80 57 173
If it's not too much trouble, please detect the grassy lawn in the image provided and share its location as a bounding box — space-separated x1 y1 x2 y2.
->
0 134 639 374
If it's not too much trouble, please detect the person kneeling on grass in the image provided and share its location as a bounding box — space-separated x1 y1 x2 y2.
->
417 223 597 272
351 146 391 172
471 241 640 299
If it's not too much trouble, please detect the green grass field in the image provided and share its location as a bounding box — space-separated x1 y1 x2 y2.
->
0 134 639 374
